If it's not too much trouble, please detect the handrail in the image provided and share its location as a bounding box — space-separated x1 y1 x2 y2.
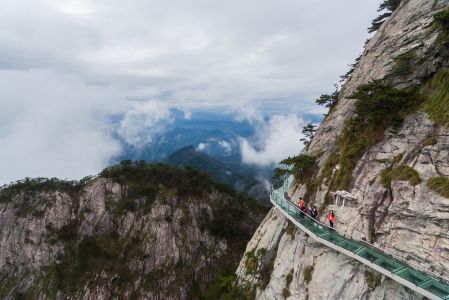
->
271 177 449 289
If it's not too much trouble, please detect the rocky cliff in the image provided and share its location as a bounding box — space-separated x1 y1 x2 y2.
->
0 163 267 299
236 0 449 299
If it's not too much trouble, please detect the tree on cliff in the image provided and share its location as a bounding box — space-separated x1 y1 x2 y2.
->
368 0 402 33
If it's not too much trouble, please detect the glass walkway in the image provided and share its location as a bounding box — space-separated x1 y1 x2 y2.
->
271 177 449 300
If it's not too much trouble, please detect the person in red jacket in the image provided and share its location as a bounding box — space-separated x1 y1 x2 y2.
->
299 197 305 219
327 210 335 228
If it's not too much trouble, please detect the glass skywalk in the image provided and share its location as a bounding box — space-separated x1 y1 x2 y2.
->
271 177 449 300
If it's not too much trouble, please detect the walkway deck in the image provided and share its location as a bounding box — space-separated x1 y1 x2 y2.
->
271 178 449 300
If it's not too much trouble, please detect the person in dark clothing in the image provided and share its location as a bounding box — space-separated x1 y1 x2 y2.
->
311 206 318 221
327 210 335 229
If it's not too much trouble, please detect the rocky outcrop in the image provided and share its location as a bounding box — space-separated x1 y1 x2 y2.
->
0 165 266 299
236 0 449 299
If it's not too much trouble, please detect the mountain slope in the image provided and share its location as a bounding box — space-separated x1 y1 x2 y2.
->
166 146 270 203
0 163 267 299
235 1 449 299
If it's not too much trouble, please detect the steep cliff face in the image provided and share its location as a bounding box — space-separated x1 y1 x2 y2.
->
0 164 266 299
236 0 449 299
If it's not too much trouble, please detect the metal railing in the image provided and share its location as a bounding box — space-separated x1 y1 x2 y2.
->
271 177 449 299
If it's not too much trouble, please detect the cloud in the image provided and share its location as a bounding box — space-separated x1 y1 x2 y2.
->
196 143 208 151
0 0 382 182
117 101 173 147
0 69 122 183
240 114 305 167
218 140 232 153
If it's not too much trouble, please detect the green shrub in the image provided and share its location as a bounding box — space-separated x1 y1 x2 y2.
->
393 50 417 76
204 264 243 300
274 155 317 181
423 136 438 146
364 270 381 289
422 70 449 127
282 269 294 298
381 165 421 188
427 176 449 198
0 177 82 204
303 265 314 284
368 0 402 33
351 80 422 129
244 248 268 277
434 8 449 30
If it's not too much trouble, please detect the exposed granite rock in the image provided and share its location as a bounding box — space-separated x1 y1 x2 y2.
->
0 168 266 299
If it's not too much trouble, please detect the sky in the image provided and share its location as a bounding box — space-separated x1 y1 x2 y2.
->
0 0 382 183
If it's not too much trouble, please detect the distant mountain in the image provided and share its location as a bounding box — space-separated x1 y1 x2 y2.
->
165 145 270 203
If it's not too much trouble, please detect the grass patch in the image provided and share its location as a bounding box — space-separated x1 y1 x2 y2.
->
282 269 294 299
364 270 381 289
434 7 449 30
422 70 449 127
427 176 449 198
244 248 267 276
381 165 421 188
423 136 438 146
303 265 314 284
393 50 417 76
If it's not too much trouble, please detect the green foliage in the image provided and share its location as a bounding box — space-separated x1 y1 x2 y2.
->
427 176 449 198
244 248 267 276
364 270 382 289
434 8 449 30
368 0 402 33
351 80 422 129
393 50 417 76
381 165 421 188
275 155 317 182
282 269 294 299
300 123 317 147
315 87 339 108
423 136 438 146
303 265 314 284
0 177 82 204
204 264 253 300
340 55 362 82
422 70 449 127
47 232 143 295
101 161 215 199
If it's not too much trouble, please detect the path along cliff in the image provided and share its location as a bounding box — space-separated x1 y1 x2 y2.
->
236 0 449 299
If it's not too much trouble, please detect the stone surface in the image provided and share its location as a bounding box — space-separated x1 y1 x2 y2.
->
0 175 265 299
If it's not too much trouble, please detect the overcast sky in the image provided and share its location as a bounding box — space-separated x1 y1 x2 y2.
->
0 0 382 183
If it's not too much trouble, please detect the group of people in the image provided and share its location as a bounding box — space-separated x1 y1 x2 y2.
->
296 197 336 229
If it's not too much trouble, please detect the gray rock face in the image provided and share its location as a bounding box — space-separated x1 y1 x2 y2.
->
0 175 265 299
236 0 449 299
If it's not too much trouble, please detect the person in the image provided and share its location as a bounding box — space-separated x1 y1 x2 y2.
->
311 206 318 220
299 197 305 219
327 210 335 229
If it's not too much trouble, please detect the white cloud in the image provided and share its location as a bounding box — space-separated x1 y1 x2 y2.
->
196 143 208 151
0 69 122 183
0 0 383 182
240 114 305 167
117 101 173 146
218 140 232 153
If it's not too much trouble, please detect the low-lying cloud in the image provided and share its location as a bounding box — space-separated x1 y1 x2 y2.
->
240 114 305 167
117 101 173 147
